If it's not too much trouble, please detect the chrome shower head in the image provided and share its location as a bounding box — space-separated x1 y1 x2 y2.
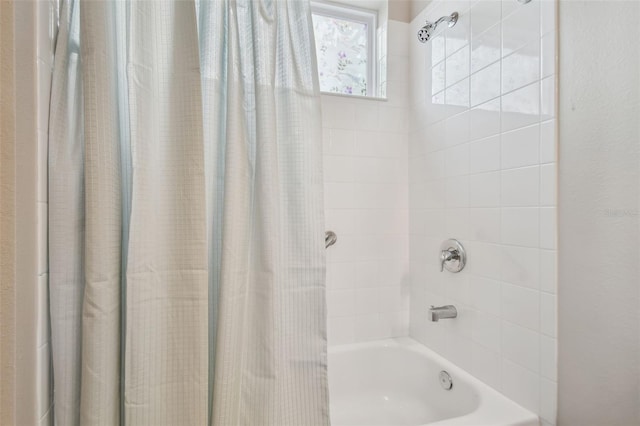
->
417 23 436 43
417 12 459 43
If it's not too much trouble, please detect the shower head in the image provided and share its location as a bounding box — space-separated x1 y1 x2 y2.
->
417 23 436 43
417 12 459 43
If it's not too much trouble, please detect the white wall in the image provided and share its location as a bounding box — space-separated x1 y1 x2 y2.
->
0 2 17 423
408 0 557 423
324 20 411 346
11 1 55 424
557 1 640 425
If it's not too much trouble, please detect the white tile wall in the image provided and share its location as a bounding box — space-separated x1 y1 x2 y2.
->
409 0 557 424
324 20 410 347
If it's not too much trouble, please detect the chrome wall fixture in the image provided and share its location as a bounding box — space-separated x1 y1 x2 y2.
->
439 371 454 390
428 305 458 322
325 230 337 249
440 239 466 273
417 12 458 43
417 0 529 44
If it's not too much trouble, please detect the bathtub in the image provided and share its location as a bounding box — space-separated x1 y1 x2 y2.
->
328 338 538 426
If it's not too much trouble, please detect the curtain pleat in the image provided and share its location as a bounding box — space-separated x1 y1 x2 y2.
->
205 2 329 424
49 0 328 424
195 1 228 420
123 1 209 423
79 1 124 423
48 0 84 423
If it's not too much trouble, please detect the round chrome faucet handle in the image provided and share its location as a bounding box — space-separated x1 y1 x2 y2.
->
439 239 466 273
440 249 456 272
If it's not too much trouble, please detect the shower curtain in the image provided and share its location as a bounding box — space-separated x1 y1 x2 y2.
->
48 0 329 424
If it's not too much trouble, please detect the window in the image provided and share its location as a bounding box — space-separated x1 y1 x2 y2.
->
311 1 377 97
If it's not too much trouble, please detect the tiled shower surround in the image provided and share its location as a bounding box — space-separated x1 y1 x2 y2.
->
323 20 411 346
323 1 557 425
409 0 557 424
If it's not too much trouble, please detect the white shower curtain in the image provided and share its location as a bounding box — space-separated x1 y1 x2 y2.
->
48 0 329 424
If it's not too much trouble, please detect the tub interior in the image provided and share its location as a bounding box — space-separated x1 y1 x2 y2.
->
328 344 480 425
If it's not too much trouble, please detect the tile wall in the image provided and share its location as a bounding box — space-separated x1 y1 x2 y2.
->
323 20 411 346
408 0 557 424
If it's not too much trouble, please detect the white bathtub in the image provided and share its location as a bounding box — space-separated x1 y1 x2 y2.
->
328 338 538 426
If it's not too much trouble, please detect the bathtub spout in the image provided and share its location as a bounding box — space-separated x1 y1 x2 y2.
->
428 305 457 322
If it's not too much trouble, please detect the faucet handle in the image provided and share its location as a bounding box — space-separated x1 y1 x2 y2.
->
439 239 466 273
440 249 457 272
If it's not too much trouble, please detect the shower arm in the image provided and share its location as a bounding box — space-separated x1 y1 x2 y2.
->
431 12 458 30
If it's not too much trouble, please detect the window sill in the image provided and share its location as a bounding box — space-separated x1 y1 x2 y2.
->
320 91 388 102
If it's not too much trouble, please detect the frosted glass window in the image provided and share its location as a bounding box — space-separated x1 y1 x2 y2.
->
311 3 376 97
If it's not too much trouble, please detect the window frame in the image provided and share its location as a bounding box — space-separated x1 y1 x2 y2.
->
311 1 378 98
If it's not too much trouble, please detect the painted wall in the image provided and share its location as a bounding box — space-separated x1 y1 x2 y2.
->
557 1 640 425
0 1 16 423
6 1 56 424
408 0 557 423
324 20 411 346
388 0 412 22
